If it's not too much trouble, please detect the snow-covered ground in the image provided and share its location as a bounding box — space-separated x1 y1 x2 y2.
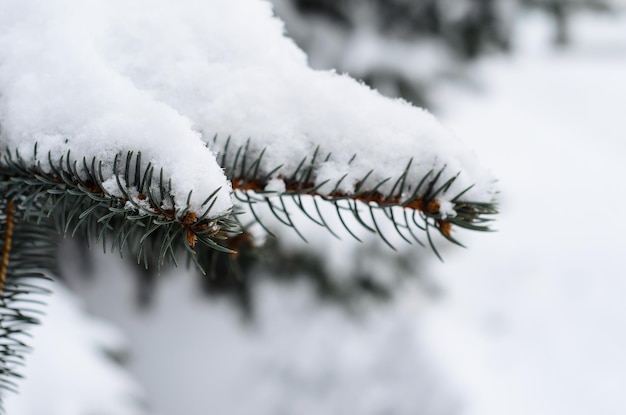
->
6 9 626 415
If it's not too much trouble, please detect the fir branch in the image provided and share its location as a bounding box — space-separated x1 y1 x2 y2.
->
0 197 54 405
213 136 498 252
0 146 238 272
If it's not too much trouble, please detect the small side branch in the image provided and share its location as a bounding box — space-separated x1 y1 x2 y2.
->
0 199 15 294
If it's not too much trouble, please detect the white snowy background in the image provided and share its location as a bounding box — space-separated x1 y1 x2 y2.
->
425 11 626 415
4 5 626 415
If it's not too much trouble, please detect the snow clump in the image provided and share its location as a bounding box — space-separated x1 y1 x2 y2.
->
0 0 495 216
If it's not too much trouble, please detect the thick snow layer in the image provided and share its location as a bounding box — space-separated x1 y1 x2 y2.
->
3 281 146 415
0 0 495 216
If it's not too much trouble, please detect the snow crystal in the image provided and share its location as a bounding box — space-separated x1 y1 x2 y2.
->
101 177 124 198
0 0 495 220
264 177 287 193
438 200 457 220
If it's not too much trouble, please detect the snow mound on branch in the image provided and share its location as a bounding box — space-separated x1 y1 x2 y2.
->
0 0 495 213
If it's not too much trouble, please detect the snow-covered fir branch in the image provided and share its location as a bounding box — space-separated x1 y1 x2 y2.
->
0 0 496 219
0 0 499 405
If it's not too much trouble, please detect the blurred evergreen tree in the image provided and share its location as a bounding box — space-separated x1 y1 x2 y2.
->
273 0 516 105
521 0 622 45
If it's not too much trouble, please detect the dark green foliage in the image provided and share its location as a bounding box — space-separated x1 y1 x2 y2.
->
521 0 618 46
291 0 513 58
215 136 498 258
275 0 515 106
0 146 237 404
0 146 238 272
124 234 436 321
0 198 54 408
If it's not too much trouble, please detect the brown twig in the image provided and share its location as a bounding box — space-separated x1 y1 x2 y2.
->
1 199 15 294
230 176 454 234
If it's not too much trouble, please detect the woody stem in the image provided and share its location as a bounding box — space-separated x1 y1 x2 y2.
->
1 199 15 294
